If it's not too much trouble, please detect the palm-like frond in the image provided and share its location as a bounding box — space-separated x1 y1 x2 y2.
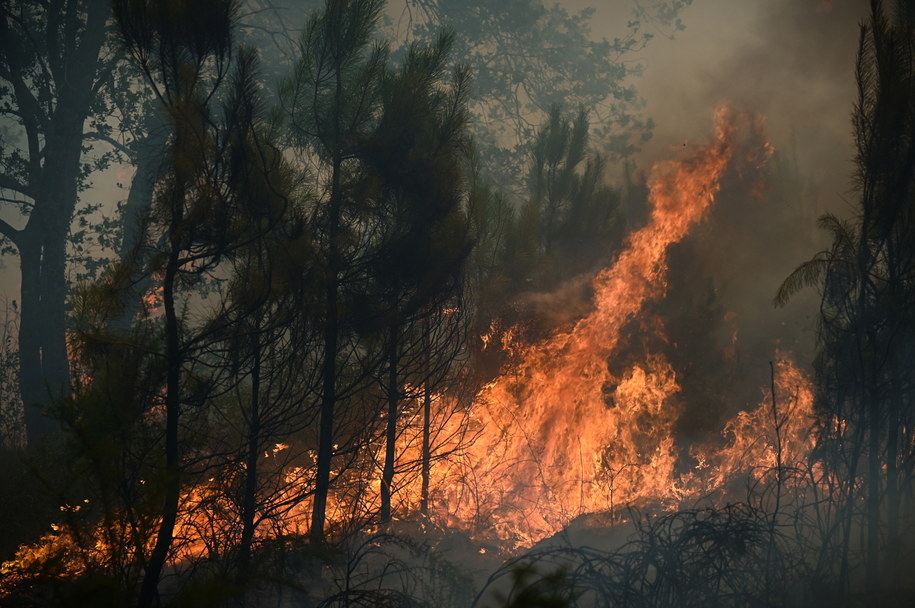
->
774 253 831 308
774 213 858 307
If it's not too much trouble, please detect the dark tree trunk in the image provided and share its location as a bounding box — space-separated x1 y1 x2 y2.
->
20 134 81 444
18 236 52 441
865 398 882 596
11 0 109 445
112 116 169 331
310 271 338 545
311 151 342 544
238 331 262 574
885 390 901 585
310 55 345 543
137 230 182 608
420 382 432 517
380 326 399 524
420 324 431 516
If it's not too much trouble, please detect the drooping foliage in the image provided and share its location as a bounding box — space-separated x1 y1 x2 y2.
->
776 0 915 596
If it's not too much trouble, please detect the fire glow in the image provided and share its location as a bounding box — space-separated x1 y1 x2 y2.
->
2 108 817 577
410 106 812 545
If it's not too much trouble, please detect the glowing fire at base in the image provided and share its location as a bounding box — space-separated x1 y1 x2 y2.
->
1 109 816 584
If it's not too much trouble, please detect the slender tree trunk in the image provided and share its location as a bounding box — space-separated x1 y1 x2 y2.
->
765 361 782 603
885 389 901 585
310 145 343 545
238 330 262 575
310 59 346 545
836 414 863 606
420 322 431 516
311 272 337 545
137 232 182 608
380 326 399 524
865 396 882 596
420 385 432 517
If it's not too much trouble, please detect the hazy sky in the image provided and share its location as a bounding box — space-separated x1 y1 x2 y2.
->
0 0 868 307
560 0 868 397
573 0 865 187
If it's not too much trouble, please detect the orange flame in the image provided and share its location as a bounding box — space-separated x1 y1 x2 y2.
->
417 107 747 544
2 108 822 590
694 352 816 493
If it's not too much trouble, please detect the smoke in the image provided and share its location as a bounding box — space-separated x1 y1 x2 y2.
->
639 0 865 411
636 0 863 165
612 0 864 411
507 0 869 439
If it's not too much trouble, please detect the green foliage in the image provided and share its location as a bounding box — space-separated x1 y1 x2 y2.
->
281 0 388 157
364 29 473 322
529 104 622 260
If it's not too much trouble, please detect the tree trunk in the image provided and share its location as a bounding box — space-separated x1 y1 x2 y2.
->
310 272 338 545
420 324 431 516
865 397 882 596
137 232 182 608
885 389 901 586
18 236 53 441
112 116 170 331
37 229 70 404
238 330 262 575
380 326 399 524
14 0 109 445
310 61 345 543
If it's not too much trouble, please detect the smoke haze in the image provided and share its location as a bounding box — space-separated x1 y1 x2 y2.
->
539 0 870 428
648 0 864 380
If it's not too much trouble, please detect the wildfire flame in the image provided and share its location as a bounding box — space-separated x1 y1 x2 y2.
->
427 107 739 543
421 106 798 545
1 108 819 587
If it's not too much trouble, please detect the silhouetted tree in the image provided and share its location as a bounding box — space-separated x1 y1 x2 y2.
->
115 0 297 601
359 31 473 522
0 0 113 443
400 0 693 193
280 0 389 545
199 112 310 580
468 106 623 364
529 104 622 263
776 0 915 597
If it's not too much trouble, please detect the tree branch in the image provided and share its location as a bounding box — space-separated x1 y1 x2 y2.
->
84 130 132 157
0 195 35 209
0 65 48 181
0 216 22 248
0 172 33 199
